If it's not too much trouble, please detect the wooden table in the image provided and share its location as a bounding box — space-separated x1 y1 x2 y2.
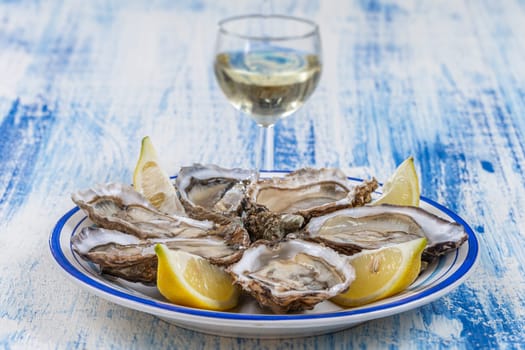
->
1 1 523 348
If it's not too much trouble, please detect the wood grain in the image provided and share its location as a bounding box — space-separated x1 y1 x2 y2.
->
1 0 524 348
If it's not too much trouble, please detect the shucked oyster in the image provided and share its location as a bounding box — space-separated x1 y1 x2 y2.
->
247 168 378 219
302 204 468 261
72 227 245 283
176 164 255 222
228 239 355 313
242 168 378 241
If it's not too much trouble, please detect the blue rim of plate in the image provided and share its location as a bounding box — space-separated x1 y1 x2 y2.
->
49 175 479 321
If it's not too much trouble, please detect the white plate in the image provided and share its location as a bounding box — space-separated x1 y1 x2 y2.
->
49 174 479 339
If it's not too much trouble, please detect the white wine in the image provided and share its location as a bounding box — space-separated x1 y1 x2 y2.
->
214 50 321 126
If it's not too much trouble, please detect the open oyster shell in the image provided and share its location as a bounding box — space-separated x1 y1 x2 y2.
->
176 164 255 223
228 239 355 313
247 168 378 219
302 204 468 261
72 227 245 283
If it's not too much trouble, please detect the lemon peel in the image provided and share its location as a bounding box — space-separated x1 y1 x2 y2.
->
133 136 183 213
373 156 420 207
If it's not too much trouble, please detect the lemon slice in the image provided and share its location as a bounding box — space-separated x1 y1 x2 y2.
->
155 244 240 311
373 156 420 206
331 237 427 307
133 136 183 214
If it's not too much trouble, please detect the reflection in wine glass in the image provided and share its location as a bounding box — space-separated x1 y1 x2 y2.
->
214 14 322 170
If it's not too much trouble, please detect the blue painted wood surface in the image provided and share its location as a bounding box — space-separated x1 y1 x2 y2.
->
1 0 524 348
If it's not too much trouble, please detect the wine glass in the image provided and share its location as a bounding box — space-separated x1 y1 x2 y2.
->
213 14 322 170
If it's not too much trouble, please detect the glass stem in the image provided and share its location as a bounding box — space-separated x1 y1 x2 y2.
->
257 124 274 171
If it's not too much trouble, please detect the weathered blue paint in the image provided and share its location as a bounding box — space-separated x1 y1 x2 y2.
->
480 160 494 173
1 0 524 348
0 98 55 219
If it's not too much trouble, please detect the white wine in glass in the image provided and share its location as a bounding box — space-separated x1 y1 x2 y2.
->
214 14 322 170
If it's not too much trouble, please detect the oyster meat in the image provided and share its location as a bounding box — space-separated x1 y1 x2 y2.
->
228 239 355 313
302 204 468 260
246 168 378 219
176 164 255 222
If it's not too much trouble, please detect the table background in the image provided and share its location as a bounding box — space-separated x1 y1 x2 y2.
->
1 0 524 348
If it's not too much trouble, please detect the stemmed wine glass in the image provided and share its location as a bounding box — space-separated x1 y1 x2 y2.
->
213 14 322 170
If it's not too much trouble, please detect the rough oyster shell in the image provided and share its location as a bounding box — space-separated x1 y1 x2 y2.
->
302 204 468 261
176 164 255 222
72 227 245 283
240 198 306 242
228 239 355 313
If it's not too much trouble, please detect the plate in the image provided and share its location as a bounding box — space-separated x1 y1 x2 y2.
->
49 174 479 339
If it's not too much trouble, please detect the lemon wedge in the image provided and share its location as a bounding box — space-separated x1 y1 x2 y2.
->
331 237 427 307
133 136 183 214
373 156 420 206
155 244 240 311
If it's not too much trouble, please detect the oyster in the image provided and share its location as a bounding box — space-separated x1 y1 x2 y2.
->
228 239 355 313
72 227 245 283
242 168 378 241
71 182 249 246
176 164 255 222
247 168 378 218
302 204 468 260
